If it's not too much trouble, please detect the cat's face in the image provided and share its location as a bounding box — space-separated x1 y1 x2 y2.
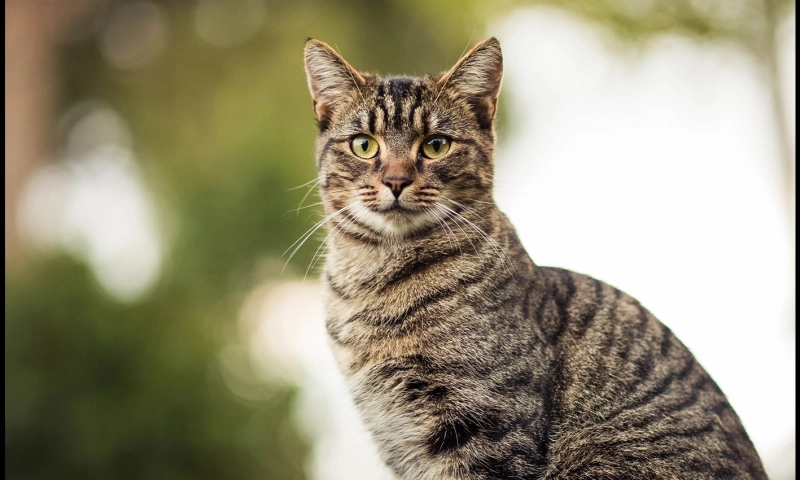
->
304 38 502 241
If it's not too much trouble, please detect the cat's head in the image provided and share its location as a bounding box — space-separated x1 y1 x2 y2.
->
303 38 502 241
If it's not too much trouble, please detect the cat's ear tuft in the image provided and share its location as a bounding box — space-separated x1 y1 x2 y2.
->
304 39 364 125
439 37 503 128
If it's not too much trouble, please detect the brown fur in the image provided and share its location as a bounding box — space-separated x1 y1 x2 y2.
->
303 37 768 480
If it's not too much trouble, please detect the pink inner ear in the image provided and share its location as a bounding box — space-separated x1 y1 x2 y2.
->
313 98 334 122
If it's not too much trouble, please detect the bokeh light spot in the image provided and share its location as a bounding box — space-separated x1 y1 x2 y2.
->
99 1 167 70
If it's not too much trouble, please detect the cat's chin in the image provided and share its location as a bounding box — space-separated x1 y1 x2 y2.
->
356 207 435 240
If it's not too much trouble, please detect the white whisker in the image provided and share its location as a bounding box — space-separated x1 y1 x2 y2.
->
436 205 478 254
292 179 323 215
306 204 367 279
430 206 463 257
282 202 358 274
286 177 321 191
435 202 515 276
424 208 451 250
288 201 325 215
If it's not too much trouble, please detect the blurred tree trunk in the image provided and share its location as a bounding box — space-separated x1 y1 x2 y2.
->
5 1 54 269
4 0 105 272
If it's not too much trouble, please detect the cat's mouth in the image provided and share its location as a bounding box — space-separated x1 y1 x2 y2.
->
354 199 435 238
387 201 408 212
376 200 415 214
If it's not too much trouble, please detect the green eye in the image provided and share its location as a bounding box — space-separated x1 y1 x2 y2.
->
350 134 379 159
421 136 450 159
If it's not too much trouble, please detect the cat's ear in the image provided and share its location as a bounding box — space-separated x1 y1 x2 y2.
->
439 37 503 128
304 39 365 124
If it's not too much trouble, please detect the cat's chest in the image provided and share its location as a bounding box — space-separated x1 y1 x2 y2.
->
323 284 480 470
327 329 484 479
321 263 554 478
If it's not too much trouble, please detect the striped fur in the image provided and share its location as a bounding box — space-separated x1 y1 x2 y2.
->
303 38 767 479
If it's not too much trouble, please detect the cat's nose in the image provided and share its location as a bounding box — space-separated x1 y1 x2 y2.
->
383 176 412 199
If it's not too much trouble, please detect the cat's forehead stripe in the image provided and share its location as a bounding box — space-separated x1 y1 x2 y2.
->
408 84 424 130
367 109 377 135
372 82 388 134
374 77 428 134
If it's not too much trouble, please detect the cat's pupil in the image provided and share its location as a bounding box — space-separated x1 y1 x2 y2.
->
358 140 367 152
431 140 441 152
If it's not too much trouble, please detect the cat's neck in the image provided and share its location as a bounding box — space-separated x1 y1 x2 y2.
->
323 205 537 293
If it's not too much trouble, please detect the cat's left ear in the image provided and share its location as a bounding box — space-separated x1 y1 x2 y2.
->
304 39 365 125
439 37 503 128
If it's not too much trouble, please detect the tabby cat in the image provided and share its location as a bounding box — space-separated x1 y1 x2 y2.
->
302 37 768 479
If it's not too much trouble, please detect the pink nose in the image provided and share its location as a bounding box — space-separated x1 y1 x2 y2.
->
383 176 412 198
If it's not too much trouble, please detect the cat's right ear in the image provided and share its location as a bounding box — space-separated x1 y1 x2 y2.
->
439 37 503 129
304 39 364 125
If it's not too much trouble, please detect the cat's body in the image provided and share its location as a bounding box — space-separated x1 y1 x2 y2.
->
303 38 767 479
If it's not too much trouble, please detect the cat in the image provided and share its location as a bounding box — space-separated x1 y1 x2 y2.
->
302 37 768 479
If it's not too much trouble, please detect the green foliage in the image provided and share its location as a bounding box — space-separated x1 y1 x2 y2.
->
6 256 307 480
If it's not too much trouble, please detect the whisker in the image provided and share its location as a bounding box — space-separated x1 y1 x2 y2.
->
437 206 478 255
332 206 365 247
306 204 366 278
291 179 324 215
286 177 321 191
465 198 494 205
423 208 452 252
439 196 491 222
282 202 358 274
426 207 460 256
435 202 515 276
288 201 324 215
434 204 474 246
305 221 341 282
433 207 463 257
321 185 374 195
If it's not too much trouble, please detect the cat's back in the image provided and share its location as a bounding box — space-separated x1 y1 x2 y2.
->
537 266 767 479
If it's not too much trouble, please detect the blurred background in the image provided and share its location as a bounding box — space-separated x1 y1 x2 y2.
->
5 0 795 479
